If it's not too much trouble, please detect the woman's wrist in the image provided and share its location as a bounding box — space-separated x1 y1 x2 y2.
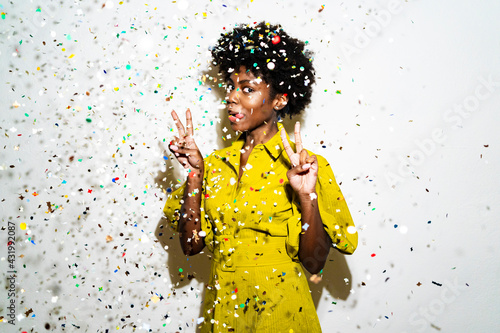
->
297 190 318 203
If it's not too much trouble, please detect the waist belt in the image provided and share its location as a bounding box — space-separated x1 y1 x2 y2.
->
213 236 291 272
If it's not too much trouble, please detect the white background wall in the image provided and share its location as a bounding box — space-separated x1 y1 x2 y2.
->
1 0 499 332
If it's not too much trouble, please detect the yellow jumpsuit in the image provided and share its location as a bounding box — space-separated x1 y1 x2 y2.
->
163 123 357 332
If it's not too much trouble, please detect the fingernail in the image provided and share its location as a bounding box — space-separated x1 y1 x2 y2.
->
170 145 178 151
175 152 179 157
302 163 311 170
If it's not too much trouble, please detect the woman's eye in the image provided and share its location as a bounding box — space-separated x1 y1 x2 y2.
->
226 84 234 92
243 87 253 93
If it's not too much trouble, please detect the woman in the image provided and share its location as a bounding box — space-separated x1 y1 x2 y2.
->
163 22 357 332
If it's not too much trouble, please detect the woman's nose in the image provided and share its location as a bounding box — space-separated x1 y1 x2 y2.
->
226 87 239 104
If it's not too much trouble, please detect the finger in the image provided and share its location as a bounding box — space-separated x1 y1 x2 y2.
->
287 163 310 178
170 146 198 155
299 149 308 165
185 108 194 137
294 122 303 153
171 110 186 137
280 128 295 160
170 135 180 145
307 155 318 172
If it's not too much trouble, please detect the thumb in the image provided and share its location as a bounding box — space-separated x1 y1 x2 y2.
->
288 163 311 177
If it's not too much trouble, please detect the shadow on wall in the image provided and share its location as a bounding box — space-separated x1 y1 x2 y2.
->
153 69 353 330
153 154 212 328
307 249 353 306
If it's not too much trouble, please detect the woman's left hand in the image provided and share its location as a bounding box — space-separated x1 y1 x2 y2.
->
280 122 318 197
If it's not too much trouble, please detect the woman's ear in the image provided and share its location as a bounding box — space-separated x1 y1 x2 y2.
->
273 93 289 111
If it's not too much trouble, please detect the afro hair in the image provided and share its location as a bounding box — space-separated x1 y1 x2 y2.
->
211 21 315 118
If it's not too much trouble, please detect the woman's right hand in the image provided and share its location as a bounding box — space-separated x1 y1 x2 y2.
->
169 109 204 175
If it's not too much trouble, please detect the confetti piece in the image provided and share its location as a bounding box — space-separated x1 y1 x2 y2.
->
309 274 322 284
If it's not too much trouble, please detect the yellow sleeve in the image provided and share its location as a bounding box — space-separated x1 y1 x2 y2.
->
316 156 358 254
162 181 186 232
286 155 357 261
162 160 215 252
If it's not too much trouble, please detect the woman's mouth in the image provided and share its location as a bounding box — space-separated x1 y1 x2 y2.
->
228 113 244 122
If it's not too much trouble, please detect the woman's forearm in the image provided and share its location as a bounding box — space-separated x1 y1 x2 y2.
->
178 171 205 255
297 192 331 274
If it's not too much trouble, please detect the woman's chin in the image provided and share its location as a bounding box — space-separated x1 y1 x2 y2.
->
229 120 247 131
230 123 243 132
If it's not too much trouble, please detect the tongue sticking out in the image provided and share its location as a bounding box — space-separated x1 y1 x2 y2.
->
229 113 244 122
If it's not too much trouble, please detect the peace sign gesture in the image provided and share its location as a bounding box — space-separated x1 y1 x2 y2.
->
169 109 204 175
280 122 318 197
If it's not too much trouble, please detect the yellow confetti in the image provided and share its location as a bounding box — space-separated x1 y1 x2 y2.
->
20 223 27 230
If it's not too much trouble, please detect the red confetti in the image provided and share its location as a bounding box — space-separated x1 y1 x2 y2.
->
279 178 284 184
271 35 281 44
371 253 376 257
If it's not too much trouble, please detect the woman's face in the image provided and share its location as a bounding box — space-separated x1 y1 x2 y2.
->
225 66 281 133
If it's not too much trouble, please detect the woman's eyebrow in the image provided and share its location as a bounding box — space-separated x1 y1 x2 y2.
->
240 79 263 85
227 78 261 85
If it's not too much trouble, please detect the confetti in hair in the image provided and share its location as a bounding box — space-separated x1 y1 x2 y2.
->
211 21 315 118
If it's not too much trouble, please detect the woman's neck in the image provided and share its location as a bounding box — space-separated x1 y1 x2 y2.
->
243 119 279 150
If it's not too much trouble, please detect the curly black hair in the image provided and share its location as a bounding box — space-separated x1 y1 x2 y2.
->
211 21 315 118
